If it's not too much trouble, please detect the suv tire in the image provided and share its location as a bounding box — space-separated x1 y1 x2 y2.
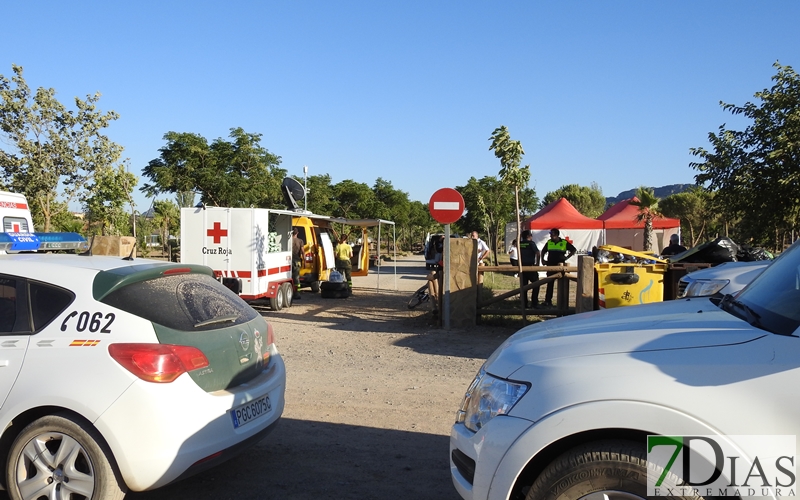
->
525 439 703 500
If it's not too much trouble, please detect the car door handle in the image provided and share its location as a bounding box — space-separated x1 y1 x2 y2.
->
0 360 9 367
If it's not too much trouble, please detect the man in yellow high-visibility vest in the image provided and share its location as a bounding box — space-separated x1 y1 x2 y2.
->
540 228 576 307
335 234 354 291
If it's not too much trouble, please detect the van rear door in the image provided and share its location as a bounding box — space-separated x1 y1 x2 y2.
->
0 191 34 233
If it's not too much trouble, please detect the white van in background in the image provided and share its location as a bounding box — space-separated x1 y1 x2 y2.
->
0 191 34 233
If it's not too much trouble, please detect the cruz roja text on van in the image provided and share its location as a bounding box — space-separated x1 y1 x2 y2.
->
202 247 232 255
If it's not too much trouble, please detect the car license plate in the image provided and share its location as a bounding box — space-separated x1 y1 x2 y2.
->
230 394 271 429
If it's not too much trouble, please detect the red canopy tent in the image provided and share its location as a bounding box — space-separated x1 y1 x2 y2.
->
526 197 604 230
597 197 680 251
503 198 603 263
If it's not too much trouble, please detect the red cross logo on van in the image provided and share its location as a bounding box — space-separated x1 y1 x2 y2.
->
207 222 228 244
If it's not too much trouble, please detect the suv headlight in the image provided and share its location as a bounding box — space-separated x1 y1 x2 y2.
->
455 367 528 432
682 279 730 297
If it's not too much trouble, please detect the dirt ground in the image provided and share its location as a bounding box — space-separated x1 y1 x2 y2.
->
128 255 517 500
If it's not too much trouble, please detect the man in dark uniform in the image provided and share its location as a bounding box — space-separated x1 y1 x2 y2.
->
661 234 687 256
518 230 540 308
291 227 304 300
540 228 576 307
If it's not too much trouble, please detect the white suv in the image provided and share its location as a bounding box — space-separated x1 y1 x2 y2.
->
450 240 800 500
678 260 769 297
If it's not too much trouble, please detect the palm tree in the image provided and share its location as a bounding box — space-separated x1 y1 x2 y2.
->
489 125 530 268
153 200 180 257
630 187 661 252
489 126 533 320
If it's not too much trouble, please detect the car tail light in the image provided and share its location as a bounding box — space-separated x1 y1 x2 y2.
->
108 343 209 383
263 323 275 364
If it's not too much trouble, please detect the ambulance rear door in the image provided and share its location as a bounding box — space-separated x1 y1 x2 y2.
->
0 191 34 233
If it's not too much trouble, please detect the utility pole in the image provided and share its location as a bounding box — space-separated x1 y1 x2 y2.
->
303 165 309 211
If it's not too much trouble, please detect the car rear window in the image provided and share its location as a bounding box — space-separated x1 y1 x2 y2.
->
100 273 258 331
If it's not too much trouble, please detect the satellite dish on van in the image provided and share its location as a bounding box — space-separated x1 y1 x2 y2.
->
281 177 306 211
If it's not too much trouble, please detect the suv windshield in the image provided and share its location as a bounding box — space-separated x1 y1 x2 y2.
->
729 240 800 336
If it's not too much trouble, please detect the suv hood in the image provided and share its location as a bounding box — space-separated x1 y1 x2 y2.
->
486 298 766 379
686 260 769 281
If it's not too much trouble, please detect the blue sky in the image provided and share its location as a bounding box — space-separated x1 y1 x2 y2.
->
2 1 798 211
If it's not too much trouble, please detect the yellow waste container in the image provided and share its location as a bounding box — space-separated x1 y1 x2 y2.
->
595 263 667 308
595 245 668 308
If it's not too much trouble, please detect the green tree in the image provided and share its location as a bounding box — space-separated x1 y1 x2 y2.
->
629 187 661 252
489 126 531 264
457 176 515 263
0 64 125 231
175 191 195 208
542 182 606 218
48 201 85 233
372 178 411 250
135 214 156 258
660 187 717 247
690 62 800 250
409 200 434 250
83 163 137 236
517 186 540 218
332 180 375 219
142 128 286 208
299 174 337 215
152 200 180 256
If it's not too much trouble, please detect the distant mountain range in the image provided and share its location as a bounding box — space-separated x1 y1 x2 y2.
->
605 184 696 206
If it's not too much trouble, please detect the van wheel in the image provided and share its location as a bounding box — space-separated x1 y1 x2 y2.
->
525 439 704 500
281 283 293 307
310 281 320 293
270 288 285 311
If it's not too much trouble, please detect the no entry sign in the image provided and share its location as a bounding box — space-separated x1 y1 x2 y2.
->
429 188 465 224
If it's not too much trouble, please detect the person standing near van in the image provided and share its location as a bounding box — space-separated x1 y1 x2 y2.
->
519 230 540 308
291 227 304 300
335 234 353 291
540 228 576 307
508 239 519 277
470 231 491 264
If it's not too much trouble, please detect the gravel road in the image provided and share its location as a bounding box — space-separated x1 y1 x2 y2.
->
128 254 515 500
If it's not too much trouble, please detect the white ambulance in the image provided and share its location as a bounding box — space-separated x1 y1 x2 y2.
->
0 190 34 233
180 206 298 310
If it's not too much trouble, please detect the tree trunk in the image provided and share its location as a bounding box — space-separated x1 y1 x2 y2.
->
643 218 654 252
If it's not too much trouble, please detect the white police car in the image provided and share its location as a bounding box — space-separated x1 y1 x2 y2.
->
0 232 285 499
451 238 800 500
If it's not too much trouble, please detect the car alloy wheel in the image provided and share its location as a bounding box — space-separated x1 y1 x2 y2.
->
7 413 125 500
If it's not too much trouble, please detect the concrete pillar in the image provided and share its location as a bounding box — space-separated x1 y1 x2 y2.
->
446 238 476 329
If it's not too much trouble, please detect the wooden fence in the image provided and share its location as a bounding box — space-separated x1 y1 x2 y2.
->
477 256 595 323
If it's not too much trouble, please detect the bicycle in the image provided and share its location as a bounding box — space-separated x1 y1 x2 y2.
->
407 284 431 309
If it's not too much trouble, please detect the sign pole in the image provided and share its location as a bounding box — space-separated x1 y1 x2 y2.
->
428 187 465 331
443 224 451 330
